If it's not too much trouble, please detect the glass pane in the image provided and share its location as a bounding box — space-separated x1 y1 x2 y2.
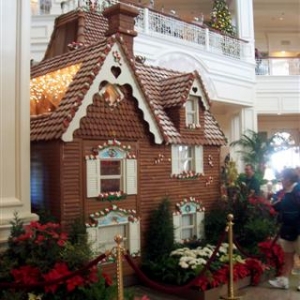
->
98 225 127 252
186 100 194 111
182 214 193 226
101 179 120 192
187 113 195 124
101 160 120 175
179 146 190 159
182 160 192 171
179 146 193 172
182 228 193 239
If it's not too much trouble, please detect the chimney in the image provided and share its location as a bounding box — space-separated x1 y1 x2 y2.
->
102 3 139 59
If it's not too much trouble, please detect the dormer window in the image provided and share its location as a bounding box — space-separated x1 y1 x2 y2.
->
186 96 199 127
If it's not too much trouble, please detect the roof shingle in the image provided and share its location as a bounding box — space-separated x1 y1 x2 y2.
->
30 10 226 146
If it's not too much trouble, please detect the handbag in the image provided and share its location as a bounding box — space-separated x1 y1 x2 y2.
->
280 224 298 241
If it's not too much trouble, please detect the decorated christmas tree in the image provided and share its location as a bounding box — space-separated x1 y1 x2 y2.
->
210 0 235 36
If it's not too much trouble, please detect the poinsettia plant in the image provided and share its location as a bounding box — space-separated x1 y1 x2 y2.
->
0 215 117 300
167 241 282 290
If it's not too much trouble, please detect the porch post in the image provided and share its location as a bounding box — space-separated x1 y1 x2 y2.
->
0 0 38 250
234 0 255 63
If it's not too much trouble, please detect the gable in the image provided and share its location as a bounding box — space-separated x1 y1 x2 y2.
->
189 78 210 111
62 43 163 144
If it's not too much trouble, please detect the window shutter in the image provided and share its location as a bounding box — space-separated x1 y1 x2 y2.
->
128 221 141 254
125 159 137 195
196 211 205 239
195 146 203 174
86 158 100 198
171 145 179 174
173 214 182 242
87 227 98 253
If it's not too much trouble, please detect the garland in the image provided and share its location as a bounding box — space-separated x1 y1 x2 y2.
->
172 171 202 180
87 205 140 227
174 197 205 215
98 191 127 202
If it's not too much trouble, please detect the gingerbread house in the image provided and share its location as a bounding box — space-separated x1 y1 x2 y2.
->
30 3 226 258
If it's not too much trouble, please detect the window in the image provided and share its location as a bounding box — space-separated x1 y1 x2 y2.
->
94 223 128 253
87 208 140 256
171 145 203 175
100 160 122 192
86 145 137 198
186 96 199 126
181 214 196 239
178 146 193 172
173 202 205 242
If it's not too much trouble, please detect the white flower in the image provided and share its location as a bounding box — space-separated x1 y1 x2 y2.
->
179 261 189 269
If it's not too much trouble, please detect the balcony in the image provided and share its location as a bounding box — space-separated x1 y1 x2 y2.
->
256 58 300 76
31 0 256 111
31 1 300 117
31 0 249 62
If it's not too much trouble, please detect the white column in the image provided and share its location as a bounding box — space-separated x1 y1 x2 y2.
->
234 0 255 63
230 108 257 172
0 1 38 249
240 107 257 134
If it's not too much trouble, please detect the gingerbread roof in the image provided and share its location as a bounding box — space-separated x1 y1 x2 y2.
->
31 39 110 141
30 9 226 146
43 9 108 60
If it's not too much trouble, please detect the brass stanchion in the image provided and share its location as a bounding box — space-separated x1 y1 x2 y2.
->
220 214 243 300
114 234 125 300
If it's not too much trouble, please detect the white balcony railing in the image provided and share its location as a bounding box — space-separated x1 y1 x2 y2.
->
256 58 300 76
31 0 248 61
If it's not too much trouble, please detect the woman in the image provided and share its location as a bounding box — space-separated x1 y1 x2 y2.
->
269 168 300 291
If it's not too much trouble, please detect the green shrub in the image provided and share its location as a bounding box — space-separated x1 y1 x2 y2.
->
143 197 175 262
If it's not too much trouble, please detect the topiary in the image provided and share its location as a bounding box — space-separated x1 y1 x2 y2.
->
143 197 175 262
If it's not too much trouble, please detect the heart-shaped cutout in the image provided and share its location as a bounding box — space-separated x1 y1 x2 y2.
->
192 87 198 93
111 66 121 79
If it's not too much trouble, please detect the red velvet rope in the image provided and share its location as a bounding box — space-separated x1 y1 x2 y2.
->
0 253 107 290
124 229 227 294
1 227 279 293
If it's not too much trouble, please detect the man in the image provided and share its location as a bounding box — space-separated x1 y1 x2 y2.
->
242 164 261 196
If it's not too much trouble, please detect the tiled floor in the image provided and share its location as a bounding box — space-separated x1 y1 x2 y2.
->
131 274 300 300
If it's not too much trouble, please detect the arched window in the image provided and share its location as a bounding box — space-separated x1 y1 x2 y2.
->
270 132 300 172
87 206 140 256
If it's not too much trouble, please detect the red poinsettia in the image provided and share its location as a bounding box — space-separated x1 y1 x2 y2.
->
258 240 284 275
43 262 70 293
193 250 277 291
244 258 265 285
11 265 41 285
248 196 276 216
5 220 115 297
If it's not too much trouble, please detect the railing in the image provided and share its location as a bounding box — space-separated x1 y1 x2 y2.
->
256 58 300 75
31 0 248 61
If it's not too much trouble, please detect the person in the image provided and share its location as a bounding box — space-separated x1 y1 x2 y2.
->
40 0 52 14
255 48 262 74
296 166 300 183
269 168 300 291
241 164 261 196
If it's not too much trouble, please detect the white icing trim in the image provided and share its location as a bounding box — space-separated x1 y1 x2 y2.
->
62 43 163 143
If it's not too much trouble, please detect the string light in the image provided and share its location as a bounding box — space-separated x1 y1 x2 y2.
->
30 63 81 115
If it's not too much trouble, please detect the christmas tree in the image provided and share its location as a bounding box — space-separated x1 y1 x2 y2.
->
210 0 235 36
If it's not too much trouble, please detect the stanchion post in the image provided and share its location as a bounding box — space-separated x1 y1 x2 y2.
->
220 214 242 300
114 234 125 300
